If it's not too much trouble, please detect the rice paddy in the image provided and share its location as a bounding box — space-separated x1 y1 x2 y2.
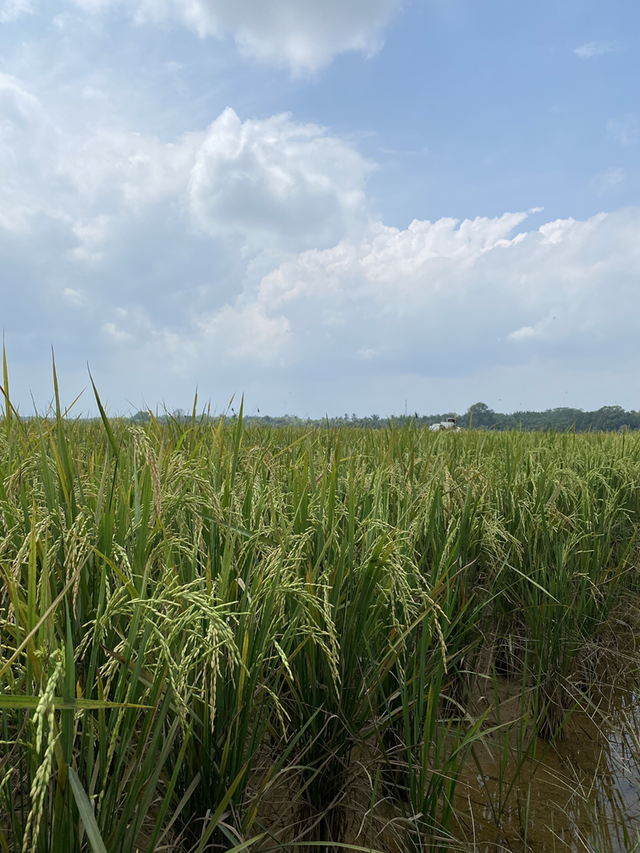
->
2 372 640 852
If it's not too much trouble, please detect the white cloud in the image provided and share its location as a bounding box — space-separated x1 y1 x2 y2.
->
102 321 131 343
197 301 290 363
189 108 372 248
242 213 529 330
194 208 640 386
507 325 536 342
70 0 401 73
574 41 617 59
0 70 374 400
11 191 634 408
507 308 590 344
0 72 63 232
538 217 579 245
44 203 634 418
4 64 640 415
0 0 32 22
0 73 371 259
62 287 86 306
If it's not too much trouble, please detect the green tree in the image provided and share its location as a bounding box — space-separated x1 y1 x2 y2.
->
466 402 496 429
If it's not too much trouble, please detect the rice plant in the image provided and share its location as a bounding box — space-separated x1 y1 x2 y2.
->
1 361 640 851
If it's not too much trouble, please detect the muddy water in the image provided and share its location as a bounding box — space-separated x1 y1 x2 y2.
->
452 678 640 852
252 674 640 852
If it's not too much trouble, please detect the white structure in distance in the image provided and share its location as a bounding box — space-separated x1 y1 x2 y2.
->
429 417 461 432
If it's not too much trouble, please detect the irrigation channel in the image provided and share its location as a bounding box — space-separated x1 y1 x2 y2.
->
2 383 640 852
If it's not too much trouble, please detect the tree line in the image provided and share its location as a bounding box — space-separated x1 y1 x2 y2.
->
130 402 640 432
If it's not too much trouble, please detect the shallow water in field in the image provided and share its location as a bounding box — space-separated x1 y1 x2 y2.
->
253 675 640 853
452 679 640 853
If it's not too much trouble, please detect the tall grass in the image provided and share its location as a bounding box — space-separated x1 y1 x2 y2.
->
1 371 640 851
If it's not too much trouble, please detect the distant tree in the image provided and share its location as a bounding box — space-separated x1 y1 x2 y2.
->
465 402 496 429
172 408 187 423
591 405 626 432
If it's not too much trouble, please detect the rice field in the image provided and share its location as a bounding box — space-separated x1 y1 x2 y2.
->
2 374 640 852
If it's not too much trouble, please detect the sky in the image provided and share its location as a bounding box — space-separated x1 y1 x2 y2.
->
1 0 639 418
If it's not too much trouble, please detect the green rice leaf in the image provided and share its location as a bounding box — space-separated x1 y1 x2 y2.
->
68 767 108 853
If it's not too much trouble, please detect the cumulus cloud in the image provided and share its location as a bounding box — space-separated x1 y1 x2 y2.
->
0 69 376 405
0 73 371 261
189 108 371 247
69 0 401 73
3 63 640 414
194 208 640 386
54 204 639 417
249 212 529 330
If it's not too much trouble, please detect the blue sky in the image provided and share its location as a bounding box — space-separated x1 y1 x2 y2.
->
1 0 639 417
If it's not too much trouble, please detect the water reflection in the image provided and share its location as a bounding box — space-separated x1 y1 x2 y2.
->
452 679 640 852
